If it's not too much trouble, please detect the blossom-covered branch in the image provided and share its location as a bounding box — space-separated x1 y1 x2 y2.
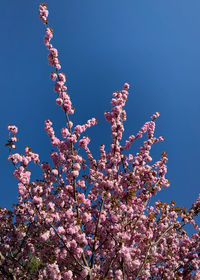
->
0 3 199 280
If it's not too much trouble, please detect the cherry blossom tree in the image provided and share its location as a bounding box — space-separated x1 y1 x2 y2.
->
0 3 200 280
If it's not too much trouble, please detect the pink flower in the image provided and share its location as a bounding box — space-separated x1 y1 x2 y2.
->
48 202 55 211
50 72 57 81
74 125 84 134
51 169 58 176
115 269 123 279
63 270 73 280
39 3 49 24
124 82 130 89
87 117 97 127
50 48 58 57
71 170 79 177
40 230 50 241
8 153 22 164
61 127 70 138
48 263 61 280
51 136 60 146
132 259 140 269
74 163 81 170
46 28 53 39
83 212 92 223
18 183 27 197
67 227 75 235
151 112 160 120
58 73 66 82
57 226 65 235
54 81 64 93
69 240 77 249
8 124 18 134
22 156 30 166
33 196 42 204
80 268 89 277
68 134 77 143
79 136 90 148
67 121 73 128
55 64 61 70
56 98 63 106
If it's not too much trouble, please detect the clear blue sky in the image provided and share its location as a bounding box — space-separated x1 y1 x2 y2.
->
0 0 199 221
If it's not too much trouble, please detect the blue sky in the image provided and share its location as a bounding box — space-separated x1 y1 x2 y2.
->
0 0 199 221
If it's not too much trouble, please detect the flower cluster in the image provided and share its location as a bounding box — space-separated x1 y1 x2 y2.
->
40 3 74 115
39 3 49 24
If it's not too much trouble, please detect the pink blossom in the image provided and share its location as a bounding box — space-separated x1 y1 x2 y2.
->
57 226 65 235
51 169 58 176
79 136 90 148
71 170 79 177
48 202 55 211
22 156 30 166
83 212 92 223
55 64 61 70
63 270 73 280
67 121 73 128
33 196 42 204
8 124 18 134
40 230 50 241
18 183 28 197
51 136 60 146
46 28 53 39
151 111 160 120
74 125 84 134
50 47 58 57
58 72 66 82
48 263 61 280
8 153 22 164
67 227 75 235
61 127 70 138
80 268 89 277
39 3 49 24
54 81 64 93
132 259 141 269
124 82 130 89
68 134 77 143
50 72 57 81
